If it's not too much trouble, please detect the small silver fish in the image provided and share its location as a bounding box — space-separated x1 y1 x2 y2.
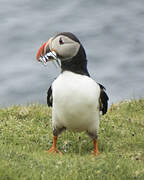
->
39 51 61 68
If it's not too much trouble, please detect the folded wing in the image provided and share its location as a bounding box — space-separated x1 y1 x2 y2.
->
98 83 109 115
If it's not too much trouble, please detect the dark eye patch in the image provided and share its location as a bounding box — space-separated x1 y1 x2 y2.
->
59 37 64 45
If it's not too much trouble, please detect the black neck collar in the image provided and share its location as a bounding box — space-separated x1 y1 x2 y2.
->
61 45 90 77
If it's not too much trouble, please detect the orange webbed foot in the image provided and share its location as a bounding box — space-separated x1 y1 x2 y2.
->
47 146 62 155
46 136 62 155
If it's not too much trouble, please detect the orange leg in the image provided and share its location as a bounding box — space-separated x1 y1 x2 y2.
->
47 136 62 155
93 138 100 155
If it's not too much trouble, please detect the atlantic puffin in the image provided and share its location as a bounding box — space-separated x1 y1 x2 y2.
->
36 32 109 155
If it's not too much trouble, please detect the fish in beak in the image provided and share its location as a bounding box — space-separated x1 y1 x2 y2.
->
36 38 60 67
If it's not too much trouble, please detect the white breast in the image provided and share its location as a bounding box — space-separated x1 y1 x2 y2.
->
52 71 100 134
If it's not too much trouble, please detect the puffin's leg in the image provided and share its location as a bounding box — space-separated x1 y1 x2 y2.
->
87 131 99 155
47 127 66 155
93 138 99 155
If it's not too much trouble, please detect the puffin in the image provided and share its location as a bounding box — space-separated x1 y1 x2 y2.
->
36 32 109 155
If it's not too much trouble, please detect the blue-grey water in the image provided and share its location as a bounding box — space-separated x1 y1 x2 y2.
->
0 0 144 107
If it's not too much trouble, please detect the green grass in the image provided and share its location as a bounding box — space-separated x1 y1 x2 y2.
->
0 99 144 180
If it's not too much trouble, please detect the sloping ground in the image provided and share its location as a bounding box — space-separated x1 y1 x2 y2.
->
0 99 144 179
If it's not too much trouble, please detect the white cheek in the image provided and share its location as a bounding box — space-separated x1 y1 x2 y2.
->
52 39 80 59
59 44 80 59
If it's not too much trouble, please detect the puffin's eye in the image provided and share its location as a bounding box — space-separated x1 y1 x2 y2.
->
59 37 64 45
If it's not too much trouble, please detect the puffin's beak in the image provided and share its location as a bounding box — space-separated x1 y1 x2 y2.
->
36 38 57 65
36 38 61 67
36 41 48 61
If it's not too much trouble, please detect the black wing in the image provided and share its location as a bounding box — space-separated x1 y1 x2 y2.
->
47 85 53 107
98 83 109 115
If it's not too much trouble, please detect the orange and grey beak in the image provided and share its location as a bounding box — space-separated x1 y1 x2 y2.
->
36 38 61 67
36 41 48 61
36 38 57 65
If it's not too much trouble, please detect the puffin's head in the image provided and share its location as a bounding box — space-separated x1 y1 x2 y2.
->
36 32 84 65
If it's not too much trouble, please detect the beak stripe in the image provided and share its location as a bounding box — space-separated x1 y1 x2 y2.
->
36 42 47 60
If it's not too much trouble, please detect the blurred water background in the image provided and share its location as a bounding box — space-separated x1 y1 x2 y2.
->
0 0 144 107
